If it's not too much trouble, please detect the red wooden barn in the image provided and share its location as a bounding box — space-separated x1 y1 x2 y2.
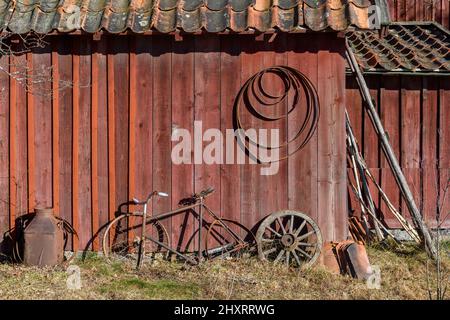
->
0 0 391 253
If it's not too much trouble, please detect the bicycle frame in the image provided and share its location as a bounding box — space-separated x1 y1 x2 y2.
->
134 195 247 267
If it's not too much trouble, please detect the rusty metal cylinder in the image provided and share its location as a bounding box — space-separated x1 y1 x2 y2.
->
23 207 64 267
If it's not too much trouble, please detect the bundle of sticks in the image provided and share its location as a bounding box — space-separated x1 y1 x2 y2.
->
346 111 421 244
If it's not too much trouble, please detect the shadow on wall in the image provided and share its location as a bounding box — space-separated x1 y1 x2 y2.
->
5 32 348 58
0 213 34 262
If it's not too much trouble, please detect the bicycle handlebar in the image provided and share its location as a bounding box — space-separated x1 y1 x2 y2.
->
132 191 169 205
133 187 214 206
195 186 215 199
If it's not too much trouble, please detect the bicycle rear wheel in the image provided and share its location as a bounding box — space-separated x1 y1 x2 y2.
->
205 218 256 260
102 213 170 262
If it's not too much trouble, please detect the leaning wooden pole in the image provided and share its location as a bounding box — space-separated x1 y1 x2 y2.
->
345 38 437 260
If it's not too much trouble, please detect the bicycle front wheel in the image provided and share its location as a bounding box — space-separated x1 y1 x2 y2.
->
102 213 170 262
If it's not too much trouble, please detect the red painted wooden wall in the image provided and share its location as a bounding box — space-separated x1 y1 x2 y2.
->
388 0 450 28
0 33 348 252
346 75 450 228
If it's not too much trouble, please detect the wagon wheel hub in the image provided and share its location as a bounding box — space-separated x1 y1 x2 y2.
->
281 234 296 248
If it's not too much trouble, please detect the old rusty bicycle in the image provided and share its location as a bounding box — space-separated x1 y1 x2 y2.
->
102 187 255 269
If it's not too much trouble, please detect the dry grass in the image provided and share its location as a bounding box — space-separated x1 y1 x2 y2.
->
0 244 448 300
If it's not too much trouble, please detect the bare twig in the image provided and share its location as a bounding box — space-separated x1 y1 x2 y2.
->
0 31 77 96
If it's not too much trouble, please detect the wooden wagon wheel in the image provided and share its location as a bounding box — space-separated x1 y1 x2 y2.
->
256 210 322 268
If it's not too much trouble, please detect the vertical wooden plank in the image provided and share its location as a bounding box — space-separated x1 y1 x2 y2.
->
287 33 319 222
389 0 397 21
152 36 172 239
13 53 28 220
364 76 380 169
424 0 433 20
9 59 17 228
72 45 80 251
113 37 129 220
220 35 242 235
239 35 263 232
8 57 18 228
401 76 422 220
194 35 221 248
52 41 59 215
436 0 443 24
416 0 424 21
345 75 364 218
107 37 116 233
32 48 53 209
442 0 450 29
406 0 416 20
317 34 349 241
398 0 406 20
57 37 73 249
172 36 195 250
331 37 347 241
76 38 92 251
422 77 439 226
380 76 401 227
0 55 9 239
91 39 100 251
364 76 381 216
346 76 363 150
259 34 288 224
128 37 137 242
95 37 109 250
439 78 450 227
380 78 401 162
26 52 36 211
317 35 334 241
130 35 153 245
316 35 347 241
71 38 93 250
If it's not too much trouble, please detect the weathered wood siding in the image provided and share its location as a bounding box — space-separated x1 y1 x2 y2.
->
346 75 449 228
0 34 347 252
389 0 450 28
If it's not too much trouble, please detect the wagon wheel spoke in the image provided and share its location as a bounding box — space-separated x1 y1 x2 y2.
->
297 230 316 242
285 251 290 266
289 216 294 233
277 217 287 235
274 250 285 264
293 220 307 237
263 247 277 257
292 250 302 267
261 238 275 243
295 247 312 260
267 226 282 238
297 241 316 247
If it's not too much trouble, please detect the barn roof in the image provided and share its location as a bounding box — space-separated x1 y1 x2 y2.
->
347 22 450 75
0 0 389 34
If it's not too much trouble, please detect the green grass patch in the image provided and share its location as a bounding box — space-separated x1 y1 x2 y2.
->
98 278 200 299
0 244 448 300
